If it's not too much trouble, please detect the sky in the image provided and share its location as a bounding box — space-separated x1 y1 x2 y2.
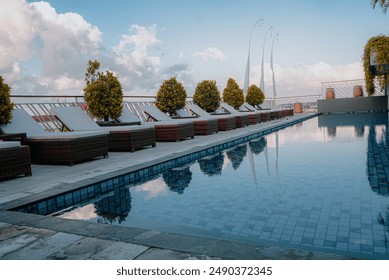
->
0 0 388 98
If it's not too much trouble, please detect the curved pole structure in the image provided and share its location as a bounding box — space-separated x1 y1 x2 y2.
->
243 19 264 96
259 25 273 93
270 33 279 102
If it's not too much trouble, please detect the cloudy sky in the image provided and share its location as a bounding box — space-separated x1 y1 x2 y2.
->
0 0 388 98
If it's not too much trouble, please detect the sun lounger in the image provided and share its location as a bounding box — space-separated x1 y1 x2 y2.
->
220 102 251 127
175 109 218 135
51 106 156 152
139 105 194 141
186 104 236 131
0 109 109 165
0 141 32 180
242 102 293 121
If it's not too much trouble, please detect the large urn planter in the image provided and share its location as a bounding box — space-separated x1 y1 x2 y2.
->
353 85 363 97
325 87 335 99
293 102 303 114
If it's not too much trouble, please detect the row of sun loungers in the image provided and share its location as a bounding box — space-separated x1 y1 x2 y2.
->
0 104 294 180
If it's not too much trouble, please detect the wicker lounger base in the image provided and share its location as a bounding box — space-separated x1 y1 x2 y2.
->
260 112 271 122
0 146 32 180
154 122 194 142
234 115 249 128
217 117 236 131
27 135 108 165
283 109 294 117
193 119 218 135
247 114 261 125
108 127 156 152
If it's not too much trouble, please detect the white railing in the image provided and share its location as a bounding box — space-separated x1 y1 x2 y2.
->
321 78 385 98
10 94 319 127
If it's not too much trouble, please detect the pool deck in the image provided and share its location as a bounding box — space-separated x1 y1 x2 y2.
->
0 113 357 260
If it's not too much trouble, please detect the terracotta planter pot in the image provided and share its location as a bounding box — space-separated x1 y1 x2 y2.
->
293 102 303 114
353 85 363 97
326 88 335 99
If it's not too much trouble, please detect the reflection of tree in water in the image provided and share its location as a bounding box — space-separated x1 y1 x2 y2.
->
366 125 389 196
354 126 365 137
163 166 192 195
226 144 247 170
95 186 131 224
249 137 267 155
368 124 389 244
198 153 224 177
327 127 336 137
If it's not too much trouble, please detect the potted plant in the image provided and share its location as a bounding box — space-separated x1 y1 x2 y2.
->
156 77 187 115
363 35 389 95
193 80 221 112
0 76 14 125
245 84 265 108
222 78 244 110
84 60 123 123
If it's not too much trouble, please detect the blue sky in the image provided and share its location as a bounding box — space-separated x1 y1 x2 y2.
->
1 0 388 97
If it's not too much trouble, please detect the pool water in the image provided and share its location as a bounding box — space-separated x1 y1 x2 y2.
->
17 112 389 259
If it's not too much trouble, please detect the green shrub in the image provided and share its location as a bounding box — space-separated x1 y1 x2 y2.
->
222 78 244 110
246 84 265 107
363 35 389 95
83 60 123 121
0 76 14 125
156 77 187 115
193 80 221 112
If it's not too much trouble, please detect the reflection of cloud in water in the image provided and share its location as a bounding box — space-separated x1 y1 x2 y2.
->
134 177 168 199
61 204 97 220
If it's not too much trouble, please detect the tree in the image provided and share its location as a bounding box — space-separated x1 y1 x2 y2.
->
363 35 389 95
371 0 389 13
222 78 244 110
156 77 187 115
0 76 14 124
193 80 221 112
245 84 265 108
83 60 123 121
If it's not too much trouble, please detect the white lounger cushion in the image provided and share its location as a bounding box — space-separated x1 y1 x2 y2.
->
51 106 154 131
0 141 21 149
27 131 108 140
140 105 193 125
0 109 108 138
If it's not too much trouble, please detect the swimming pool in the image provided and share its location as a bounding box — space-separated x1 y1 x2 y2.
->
16 112 389 259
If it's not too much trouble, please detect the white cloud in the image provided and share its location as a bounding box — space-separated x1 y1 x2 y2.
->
113 24 161 74
0 0 36 69
52 75 84 91
247 61 364 97
0 0 102 95
193 47 226 62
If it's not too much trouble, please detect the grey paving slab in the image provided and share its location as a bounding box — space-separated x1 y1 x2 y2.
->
135 248 196 260
47 237 114 260
0 234 40 258
0 222 9 229
2 232 83 260
89 242 149 260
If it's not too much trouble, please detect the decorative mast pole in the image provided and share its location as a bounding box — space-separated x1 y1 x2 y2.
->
270 32 279 109
243 19 264 96
260 26 273 94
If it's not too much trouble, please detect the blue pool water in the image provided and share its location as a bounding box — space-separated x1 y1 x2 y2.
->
17 112 389 259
